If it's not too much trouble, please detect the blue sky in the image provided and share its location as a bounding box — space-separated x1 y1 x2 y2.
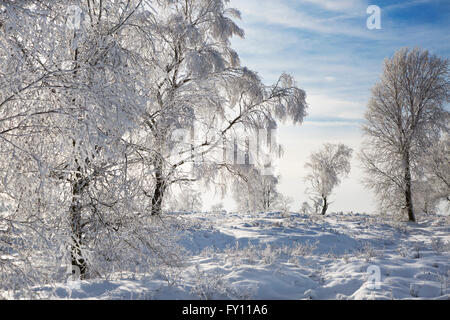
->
229 0 450 120
204 0 450 213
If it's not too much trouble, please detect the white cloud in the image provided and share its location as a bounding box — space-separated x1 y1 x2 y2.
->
305 94 366 120
229 0 374 38
299 0 368 12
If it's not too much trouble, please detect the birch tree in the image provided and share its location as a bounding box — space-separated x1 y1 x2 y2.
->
360 48 449 222
131 0 308 216
232 168 281 212
0 0 181 284
304 143 353 215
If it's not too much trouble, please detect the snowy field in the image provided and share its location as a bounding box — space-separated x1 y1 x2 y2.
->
16 211 450 300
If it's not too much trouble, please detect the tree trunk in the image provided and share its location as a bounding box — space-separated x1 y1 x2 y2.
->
321 196 328 215
70 170 87 280
69 39 87 279
403 151 416 222
151 160 166 216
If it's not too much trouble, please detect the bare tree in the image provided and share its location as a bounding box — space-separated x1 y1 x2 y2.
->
360 48 450 222
300 201 312 215
304 143 353 215
276 194 294 215
232 167 281 212
168 187 203 212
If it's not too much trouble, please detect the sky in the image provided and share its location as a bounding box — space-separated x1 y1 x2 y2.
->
203 0 450 214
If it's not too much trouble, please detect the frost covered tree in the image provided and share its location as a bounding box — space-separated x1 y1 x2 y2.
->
300 201 312 215
210 203 225 214
230 131 285 213
304 143 353 215
167 188 203 212
275 194 294 214
413 136 450 215
232 167 281 212
0 0 182 286
424 136 450 203
360 48 449 222
412 180 441 215
130 0 308 216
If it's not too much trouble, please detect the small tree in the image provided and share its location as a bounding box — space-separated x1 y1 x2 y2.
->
304 143 353 215
232 167 281 212
210 203 225 213
300 201 312 214
168 188 203 212
276 195 294 215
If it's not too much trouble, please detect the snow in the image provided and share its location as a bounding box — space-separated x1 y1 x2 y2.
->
7 211 450 300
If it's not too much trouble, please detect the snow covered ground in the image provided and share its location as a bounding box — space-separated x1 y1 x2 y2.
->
14 211 450 300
